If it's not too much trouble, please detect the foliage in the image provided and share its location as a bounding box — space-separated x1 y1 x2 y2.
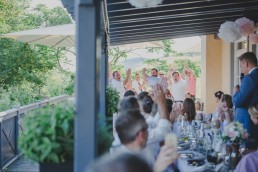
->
106 87 120 117
173 59 201 77
109 47 128 66
97 123 113 156
0 0 74 110
143 59 169 73
146 40 184 57
143 58 201 77
19 102 74 163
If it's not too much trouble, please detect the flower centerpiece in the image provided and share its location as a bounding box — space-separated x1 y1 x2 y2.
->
221 122 248 170
222 121 248 144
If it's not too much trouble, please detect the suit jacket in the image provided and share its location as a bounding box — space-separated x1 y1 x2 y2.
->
233 67 258 133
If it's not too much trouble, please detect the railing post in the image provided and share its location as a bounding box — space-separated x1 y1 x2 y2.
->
15 110 20 156
0 119 3 170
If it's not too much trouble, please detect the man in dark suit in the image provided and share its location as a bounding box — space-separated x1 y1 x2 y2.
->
233 52 258 143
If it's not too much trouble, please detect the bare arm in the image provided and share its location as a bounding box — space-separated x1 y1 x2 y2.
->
123 68 131 86
152 84 169 120
142 68 149 84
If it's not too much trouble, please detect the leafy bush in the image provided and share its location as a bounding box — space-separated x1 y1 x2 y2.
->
106 86 120 117
19 102 74 163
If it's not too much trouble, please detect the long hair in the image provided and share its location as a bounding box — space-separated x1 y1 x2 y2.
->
221 94 233 108
182 98 196 122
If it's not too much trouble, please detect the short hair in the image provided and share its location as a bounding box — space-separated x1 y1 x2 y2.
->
119 96 139 112
166 99 173 113
182 98 196 122
86 153 153 172
137 91 149 102
214 91 224 99
238 52 258 66
124 90 136 97
112 71 118 77
172 71 180 76
151 68 158 72
221 94 233 109
142 95 154 114
115 110 147 144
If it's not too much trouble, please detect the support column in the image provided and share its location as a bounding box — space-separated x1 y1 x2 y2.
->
201 35 222 113
74 0 101 171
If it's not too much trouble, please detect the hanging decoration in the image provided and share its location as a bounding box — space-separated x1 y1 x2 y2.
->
249 33 258 44
129 0 163 8
235 17 255 37
218 21 241 42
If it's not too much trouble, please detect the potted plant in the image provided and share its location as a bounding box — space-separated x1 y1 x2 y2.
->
19 102 74 172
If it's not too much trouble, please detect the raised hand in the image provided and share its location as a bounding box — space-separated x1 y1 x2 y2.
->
126 68 131 76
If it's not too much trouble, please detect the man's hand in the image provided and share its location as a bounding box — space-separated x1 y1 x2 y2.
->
154 145 178 172
152 84 166 105
126 68 131 76
142 67 147 73
234 85 239 93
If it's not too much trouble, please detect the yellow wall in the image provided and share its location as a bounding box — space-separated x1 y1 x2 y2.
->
221 41 231 94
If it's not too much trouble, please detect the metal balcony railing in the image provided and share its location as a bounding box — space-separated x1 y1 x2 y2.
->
0 95 71 170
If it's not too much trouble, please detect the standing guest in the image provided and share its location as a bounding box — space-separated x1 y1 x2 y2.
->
110 69 131 98
233 52 258 142
171 71 187 102
142 68 161 88
235 104 258 172
132 73 144 94
184 62 197 99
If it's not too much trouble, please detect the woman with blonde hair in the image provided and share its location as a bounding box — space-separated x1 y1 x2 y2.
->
235 104 258 172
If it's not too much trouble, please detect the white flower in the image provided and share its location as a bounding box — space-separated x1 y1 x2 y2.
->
218 21 241 42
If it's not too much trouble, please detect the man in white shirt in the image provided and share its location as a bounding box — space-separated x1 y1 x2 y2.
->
132 73 144 94
110 69 131 98
142 68 161 88
171 71 187 102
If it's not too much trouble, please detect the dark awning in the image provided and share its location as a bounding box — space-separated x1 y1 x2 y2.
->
62 0 258 46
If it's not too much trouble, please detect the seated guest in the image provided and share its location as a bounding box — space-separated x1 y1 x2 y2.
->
86 153 153 172
115 110 177 172
182 98 196 123
113 96 140 145
212 91 224 121
217 94 234 131
124 90 136 97
140 95 155 128
236 104 258 172
195 101 204 121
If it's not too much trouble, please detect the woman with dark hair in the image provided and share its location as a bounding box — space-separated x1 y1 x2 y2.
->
218 94 234 131
182 98 196 122
212 91 224 121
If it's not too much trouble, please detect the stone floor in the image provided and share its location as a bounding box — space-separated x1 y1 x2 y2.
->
6 157 39 172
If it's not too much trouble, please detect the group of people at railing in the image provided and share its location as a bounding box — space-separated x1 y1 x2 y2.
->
87 52 258 172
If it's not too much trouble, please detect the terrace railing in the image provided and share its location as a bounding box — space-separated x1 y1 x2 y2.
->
0 95 70 170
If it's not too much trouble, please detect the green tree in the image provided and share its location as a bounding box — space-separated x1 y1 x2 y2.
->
0 0 74 111
146 40 179 57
